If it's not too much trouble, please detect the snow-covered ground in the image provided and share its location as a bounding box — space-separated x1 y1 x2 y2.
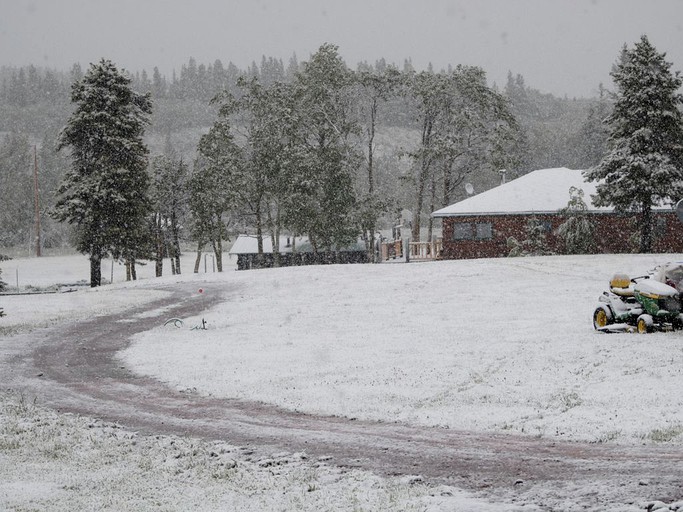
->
120 253 683 446
1 251 682 511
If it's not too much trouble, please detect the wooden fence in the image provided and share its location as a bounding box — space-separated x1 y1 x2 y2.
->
380 239 442 262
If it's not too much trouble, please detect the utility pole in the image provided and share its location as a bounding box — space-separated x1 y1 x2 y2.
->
33 145 41 257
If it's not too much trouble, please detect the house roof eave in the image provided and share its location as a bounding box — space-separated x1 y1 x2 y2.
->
431 209 602 218
432 207 674 219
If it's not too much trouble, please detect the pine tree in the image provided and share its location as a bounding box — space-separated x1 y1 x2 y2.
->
574 84 611 168
152 67 166 98
584 35 683 252
524 216 550 256
0 132 33 248
556 187 596 254
37 130 72 249
54 59 152 287
507 216 550 257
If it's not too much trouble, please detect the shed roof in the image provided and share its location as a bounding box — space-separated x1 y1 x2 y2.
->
432 167 609 217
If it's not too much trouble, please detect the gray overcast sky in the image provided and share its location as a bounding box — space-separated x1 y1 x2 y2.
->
1 0 682 98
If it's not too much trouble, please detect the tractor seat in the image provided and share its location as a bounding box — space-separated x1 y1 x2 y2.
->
610 273 634 297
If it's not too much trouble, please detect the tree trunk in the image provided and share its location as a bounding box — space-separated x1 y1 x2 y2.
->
90 252 102 287
412 117 434 242
155 213 163 277
256 205 265 266
130 258 137 281
172 211 181 275
269 206 281 268
443 163 451 208
427 172 437 247
367 99 377 262
213 216 223 272
163 218 176 275
412 159 429 242
212 236 223 272
194 241 203 273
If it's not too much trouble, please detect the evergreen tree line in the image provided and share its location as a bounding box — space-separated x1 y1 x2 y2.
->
0 56 295 111
1 53 610 155
0 46 612 259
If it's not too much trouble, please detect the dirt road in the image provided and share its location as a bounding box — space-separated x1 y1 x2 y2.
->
5 282 682 509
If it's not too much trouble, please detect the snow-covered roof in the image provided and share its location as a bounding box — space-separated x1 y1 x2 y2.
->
432 167 611 217
228 234 308 255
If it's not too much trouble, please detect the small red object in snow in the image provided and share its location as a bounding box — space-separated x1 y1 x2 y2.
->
198 288 203 294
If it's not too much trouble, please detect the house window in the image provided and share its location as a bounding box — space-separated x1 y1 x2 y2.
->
476 223 492 240
453 222 492 241
453 223 473 240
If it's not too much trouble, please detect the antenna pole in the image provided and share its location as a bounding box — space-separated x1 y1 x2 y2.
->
33 145 41 257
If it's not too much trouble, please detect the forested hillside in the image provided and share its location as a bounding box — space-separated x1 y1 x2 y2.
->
0 53 610 257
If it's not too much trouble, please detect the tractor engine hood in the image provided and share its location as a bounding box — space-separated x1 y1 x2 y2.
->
634 279 679 299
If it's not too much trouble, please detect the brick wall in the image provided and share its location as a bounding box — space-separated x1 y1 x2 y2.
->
440 211 683 260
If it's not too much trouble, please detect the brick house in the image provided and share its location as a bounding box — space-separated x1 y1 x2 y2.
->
431 167 683 260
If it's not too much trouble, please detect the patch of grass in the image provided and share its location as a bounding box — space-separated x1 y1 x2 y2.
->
0 394 36 450
646 425 683 443
0 318 62 338
5 394 37 416
594 430 622 443
41 440 72 460
470 372 485 385
0 325 26 337
211 464 239 481
0 432 21 450
553 391 583 412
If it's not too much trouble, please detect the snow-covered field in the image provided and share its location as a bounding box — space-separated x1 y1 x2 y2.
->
121 253 683 446
1 251 683 511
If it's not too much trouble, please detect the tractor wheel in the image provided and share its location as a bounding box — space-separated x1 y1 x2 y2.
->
636 314 653 334
593 307 612 330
